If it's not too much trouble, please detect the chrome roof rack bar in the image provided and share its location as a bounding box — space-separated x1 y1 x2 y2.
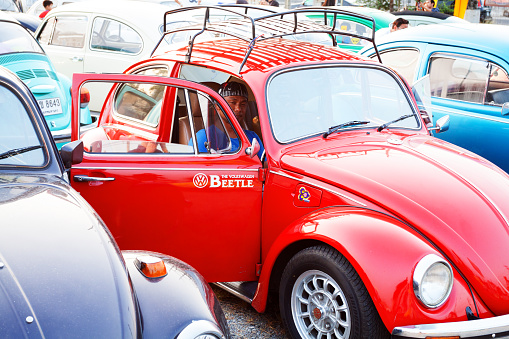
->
153 6 382 67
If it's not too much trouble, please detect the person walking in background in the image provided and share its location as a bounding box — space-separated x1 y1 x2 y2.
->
39 0 53 19
322 0 335 6
415 0 423 10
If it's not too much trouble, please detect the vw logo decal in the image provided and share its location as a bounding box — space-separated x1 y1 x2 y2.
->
193 173 209 188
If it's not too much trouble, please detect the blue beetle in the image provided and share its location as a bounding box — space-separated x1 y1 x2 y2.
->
360 23 509 173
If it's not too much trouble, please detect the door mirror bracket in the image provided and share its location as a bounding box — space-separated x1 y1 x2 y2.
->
429 115 450 134
245 138 260 158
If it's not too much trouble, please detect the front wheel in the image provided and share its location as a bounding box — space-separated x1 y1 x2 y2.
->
279 246 389 339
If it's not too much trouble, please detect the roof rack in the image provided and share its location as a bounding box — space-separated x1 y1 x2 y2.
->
152 6 382 73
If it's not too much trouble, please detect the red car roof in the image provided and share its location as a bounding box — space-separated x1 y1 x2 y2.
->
152 38 369 75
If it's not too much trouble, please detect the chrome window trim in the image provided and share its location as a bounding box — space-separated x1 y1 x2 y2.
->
270 170 366 207
266 63 422 145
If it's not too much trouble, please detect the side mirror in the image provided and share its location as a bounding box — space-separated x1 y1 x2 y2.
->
502 102 509 116
60 140 84 169
429 115 450 133
245 138 260 158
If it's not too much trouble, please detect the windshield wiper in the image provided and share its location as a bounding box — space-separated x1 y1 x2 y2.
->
377 114 415 132
323 120 370 139
0 145 43 160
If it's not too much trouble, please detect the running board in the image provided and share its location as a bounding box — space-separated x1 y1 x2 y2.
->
214 281 258 303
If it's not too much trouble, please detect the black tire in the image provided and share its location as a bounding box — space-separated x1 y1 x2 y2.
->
279 245 389 339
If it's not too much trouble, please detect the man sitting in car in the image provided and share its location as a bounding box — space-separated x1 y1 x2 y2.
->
190 81 264 159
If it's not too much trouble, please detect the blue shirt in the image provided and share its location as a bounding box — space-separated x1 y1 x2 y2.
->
189 125 265 159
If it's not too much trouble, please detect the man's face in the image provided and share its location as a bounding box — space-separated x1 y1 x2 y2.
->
423 0 433 10
224 95 248 123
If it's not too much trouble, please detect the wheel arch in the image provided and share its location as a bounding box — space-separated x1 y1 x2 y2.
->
253 206 476 332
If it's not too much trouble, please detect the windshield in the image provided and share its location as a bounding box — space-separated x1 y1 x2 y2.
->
0 22 44 55
0 83 46 167
268 66 418 143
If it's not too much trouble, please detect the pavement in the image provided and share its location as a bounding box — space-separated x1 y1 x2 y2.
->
211 285 289 338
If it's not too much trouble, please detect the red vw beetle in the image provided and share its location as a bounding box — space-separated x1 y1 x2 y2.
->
64 7 509 339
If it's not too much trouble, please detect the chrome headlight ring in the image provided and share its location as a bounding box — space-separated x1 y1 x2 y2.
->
176 320 226 339
413 254 454 309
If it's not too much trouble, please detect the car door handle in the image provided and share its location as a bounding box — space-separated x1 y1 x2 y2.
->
70 56 84 62
73 175 115 182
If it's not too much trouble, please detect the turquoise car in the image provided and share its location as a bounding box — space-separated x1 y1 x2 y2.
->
360 23 509 173
302 6 396 51
0 12 94 148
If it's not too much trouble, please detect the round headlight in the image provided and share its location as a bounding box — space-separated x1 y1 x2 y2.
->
413 254 453 308
176 320 225 339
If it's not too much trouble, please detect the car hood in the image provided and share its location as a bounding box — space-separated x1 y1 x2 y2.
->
0 175 138 337
280 132 509 315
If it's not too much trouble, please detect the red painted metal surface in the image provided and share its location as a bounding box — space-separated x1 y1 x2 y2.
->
70 38 509 333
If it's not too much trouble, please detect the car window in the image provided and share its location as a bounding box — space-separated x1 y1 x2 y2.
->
0 22 44 55
428 55 489 104
377 48 420 85
91 17 142 54
114 66 169 126
0 0 20 11
38 16 55 45
0 83 45 167
180 89 239 155
487 64 509 106
114 82 166 124
268 66 417 143
49 15 88 48
81 77 239 155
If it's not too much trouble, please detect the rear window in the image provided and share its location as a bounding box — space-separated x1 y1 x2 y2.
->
0 22 44 55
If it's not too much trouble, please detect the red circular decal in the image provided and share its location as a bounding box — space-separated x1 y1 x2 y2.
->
193 173 209 188
313 308 322 319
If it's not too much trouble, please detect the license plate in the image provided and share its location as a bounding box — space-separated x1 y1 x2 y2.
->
38 97 63 116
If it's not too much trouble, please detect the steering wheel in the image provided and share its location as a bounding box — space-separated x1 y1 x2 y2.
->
91 32 105 46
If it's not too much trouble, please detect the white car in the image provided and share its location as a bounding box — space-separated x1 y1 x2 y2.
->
34 0 196 111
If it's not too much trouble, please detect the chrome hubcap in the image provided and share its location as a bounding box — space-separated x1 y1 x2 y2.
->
291 270 351 339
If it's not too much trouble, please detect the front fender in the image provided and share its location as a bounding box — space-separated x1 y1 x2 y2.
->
122 250 229 339
253 206 490 332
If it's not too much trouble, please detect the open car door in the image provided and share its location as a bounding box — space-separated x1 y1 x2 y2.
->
69 73 263 283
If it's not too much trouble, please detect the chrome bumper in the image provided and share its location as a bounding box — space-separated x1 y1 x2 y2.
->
392 314 509 338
